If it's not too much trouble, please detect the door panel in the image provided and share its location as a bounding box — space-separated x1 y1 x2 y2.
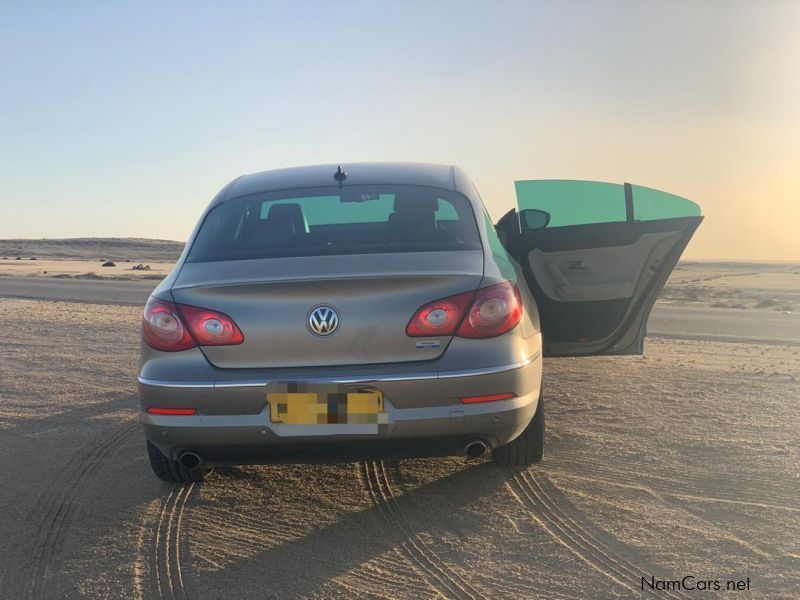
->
528 230 680 302
503 180 702 356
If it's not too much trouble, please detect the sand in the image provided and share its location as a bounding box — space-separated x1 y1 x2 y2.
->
0 237 179 282
0 258 174 280
0 295 797 599
0 238 184 263
0 240 798 598
659 261 800 312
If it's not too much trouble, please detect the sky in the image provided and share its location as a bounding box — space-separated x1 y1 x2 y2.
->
0 1 798 260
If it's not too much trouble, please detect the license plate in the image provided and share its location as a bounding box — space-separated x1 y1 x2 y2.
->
267 382 385 426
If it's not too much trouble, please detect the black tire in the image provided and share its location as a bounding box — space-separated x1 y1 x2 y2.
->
147 440 208 483
492 393 544 467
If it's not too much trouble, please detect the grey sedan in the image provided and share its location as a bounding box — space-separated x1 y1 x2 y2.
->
139 163 701 482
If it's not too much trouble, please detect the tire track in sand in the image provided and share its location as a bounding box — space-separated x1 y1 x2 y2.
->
361 461 486 600
1 420 138 599
147 482 196 600
508 468 692 600
180 468 429 598
552 457 800 513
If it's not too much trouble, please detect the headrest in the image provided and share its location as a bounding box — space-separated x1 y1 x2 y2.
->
393 194 438 214
266 203 309 233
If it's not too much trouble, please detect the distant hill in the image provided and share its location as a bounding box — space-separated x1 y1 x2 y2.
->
0 238 185 262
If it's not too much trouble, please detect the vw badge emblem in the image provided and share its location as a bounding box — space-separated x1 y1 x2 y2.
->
308 305 339 336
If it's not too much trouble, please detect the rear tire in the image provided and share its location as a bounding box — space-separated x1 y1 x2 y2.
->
147 440 208 483
492 393 544 467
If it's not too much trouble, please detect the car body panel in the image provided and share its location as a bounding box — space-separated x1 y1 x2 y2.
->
211 162 461 207
139 328 542 386
141 357 541 463
171 251 485 368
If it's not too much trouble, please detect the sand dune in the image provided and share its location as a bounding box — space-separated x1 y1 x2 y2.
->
0 237 184 262
0 237 181 280
660 261 799 312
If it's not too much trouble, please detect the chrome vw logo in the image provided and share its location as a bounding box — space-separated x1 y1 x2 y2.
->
307 305 339 336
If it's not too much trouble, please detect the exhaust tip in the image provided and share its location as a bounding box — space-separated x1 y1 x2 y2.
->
464 440 487 459
178 451 203 469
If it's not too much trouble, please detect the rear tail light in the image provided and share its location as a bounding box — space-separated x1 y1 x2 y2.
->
142 296 244 351
142 297 196 352
406 290 475 337
406 281 522 340
457 281 522 339
178 304 244 346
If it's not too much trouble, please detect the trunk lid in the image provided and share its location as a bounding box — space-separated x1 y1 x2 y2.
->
171 251 484 368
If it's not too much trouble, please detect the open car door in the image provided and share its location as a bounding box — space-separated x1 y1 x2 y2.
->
497 180 702 356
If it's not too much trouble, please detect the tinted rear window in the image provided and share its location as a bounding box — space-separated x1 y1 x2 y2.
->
186 185 481 262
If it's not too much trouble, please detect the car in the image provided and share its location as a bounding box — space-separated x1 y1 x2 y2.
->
138 163 702 482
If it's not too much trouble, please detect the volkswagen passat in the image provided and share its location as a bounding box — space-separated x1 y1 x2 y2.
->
139 163 701 482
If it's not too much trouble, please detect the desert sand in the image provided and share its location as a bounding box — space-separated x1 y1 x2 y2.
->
0 238 184 263
0 241 798 599
0 258 174 281
0 238 182 281
659 261 799 313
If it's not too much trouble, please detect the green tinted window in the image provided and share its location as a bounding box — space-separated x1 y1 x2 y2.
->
514 180 626 227
515 180 701 228
435 200 458 220
261 194 396 225
187 185 482 262
632 185 701 221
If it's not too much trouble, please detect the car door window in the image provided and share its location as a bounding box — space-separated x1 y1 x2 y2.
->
514 180 701 229
514 180 626 227
631 185 702 221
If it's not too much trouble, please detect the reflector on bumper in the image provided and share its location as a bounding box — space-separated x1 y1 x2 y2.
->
460 393 516 404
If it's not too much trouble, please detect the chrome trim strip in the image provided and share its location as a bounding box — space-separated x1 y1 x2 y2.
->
138 351 540 389
436 354 537 379
137 379 216 389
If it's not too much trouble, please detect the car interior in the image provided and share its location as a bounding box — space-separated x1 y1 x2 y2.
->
233 192 472 251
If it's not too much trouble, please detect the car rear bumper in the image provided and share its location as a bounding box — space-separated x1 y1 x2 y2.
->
139 354 541 463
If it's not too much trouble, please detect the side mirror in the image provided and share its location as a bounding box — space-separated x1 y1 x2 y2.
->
520 209 551 231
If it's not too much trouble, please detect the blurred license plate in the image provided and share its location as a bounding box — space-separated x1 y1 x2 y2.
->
267 383 385 425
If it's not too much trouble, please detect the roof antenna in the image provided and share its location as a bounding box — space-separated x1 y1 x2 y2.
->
333 165 347 187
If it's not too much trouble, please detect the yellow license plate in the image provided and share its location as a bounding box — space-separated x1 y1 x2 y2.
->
268 386 384 425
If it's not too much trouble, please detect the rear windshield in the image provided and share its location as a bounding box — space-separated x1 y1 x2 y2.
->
186 185 482 262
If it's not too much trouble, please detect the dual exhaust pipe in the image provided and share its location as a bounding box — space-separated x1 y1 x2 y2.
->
464 440 488 459
178 450 203 469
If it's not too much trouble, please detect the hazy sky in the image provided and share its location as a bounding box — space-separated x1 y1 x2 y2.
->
1 1 798 260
